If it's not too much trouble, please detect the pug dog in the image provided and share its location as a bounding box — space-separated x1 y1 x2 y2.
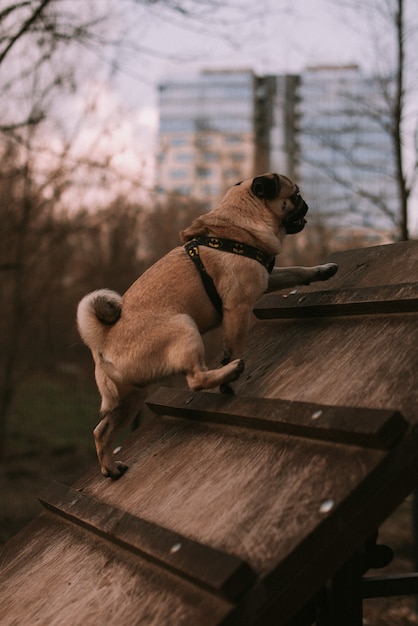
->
77 173 338 479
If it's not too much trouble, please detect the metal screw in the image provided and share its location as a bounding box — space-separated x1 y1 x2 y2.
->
319 499 334 514
170 543 182 553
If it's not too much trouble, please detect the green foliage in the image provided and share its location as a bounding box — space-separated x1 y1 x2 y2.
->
0 375 100 546
6 375 99 456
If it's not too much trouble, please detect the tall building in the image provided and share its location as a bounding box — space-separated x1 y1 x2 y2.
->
269 74 300 181
156 65 397 238
295 65 397 235
157 69 278 207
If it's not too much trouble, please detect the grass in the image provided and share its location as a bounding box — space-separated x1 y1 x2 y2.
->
1 373 101 545
6 374 100 454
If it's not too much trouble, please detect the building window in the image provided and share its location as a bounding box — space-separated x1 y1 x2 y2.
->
195 117 211 132
201 184 221 196
224 168 241 179
169 169 188 179
196 166 213 178
224 135 243 144
202 152 218 162
160 119 194 132
173 185 191 195
229 152 246 162
175 152 193 162
195 135 215 149
169 137 188 147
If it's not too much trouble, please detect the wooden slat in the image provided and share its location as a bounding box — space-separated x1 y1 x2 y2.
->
146 387 407 450
362 573 418 599
259 430 418 625
38 481 256 602
254 283 418 319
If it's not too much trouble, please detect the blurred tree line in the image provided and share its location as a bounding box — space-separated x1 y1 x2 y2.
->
0 0 267 462
0 123 349 462
0 130 210 459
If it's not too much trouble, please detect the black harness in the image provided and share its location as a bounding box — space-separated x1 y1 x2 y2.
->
184 236 275 316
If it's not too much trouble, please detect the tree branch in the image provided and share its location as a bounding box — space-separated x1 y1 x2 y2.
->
0 0 53 65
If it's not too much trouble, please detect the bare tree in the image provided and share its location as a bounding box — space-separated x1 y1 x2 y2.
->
0 0 269 131
317 0 418 241
348 0 417 241
0 134 72 458
391 0 415 240
0 139 151 460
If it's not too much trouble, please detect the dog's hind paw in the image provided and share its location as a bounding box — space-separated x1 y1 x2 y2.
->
233 358 245 378
224 358 244 379
226 358 245 382
220 383 235 394
220 360 244 394
103 461 128 480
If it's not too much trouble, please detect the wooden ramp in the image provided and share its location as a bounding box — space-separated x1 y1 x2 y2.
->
1 240 418 625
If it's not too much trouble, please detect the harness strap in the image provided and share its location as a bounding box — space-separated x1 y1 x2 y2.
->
184 240 223 315
189 236 275 273
184 237 276 317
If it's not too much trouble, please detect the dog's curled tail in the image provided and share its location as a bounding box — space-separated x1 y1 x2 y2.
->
77 289 122 350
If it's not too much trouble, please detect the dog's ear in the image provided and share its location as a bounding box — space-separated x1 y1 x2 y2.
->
251 174 281 200
180 218 208 243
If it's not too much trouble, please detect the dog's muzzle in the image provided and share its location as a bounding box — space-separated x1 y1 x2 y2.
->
283 189 308 234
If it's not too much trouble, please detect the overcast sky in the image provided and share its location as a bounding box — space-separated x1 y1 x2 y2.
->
105 0 377 164
113 0 374 110
73 0 417 230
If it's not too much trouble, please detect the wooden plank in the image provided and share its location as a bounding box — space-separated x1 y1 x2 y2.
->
323 240 418 290
0 514 235 626
75 409 389 624
362 573 418 598
146 387 408 450
231 316 418 426
254 283 418 319
258 428 418 625
38 481 256 602
328 553 364 626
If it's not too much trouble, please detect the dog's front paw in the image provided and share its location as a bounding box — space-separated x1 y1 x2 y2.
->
315 263 338 282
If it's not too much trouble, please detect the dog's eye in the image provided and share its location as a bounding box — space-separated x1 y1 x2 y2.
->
282 201 287 211
234 180 243 186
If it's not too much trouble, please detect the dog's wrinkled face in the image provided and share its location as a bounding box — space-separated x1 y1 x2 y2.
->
234 173 308 234
281 185 309 234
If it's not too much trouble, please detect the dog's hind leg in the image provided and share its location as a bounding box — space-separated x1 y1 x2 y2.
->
185 357 245 392
168 317 245 391
94 366 145 479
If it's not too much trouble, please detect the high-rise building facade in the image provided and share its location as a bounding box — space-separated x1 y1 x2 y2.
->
295 65 397 234
157 69 287 208
156 66 397 238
